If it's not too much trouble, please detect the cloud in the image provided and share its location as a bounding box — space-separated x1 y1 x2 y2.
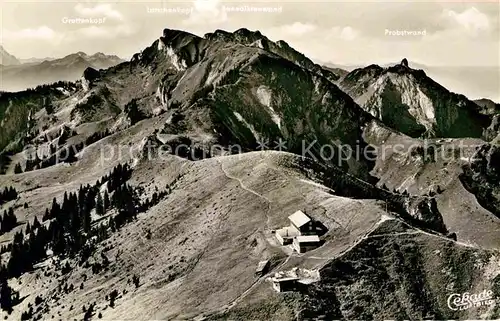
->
280 22 317 36
2 26 62 42
332 26 359 41
74 3 124 21
273 23 359 41
183 0 227 26
76 24 137 39
443 7 490 34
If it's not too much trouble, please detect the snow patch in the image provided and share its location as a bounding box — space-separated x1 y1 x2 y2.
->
251 39 265 49
398 171 419 192
205 70 219 86
299 179 335 193
388 74 436 128
377 213 395 225
362 74 437 132
156 85 168 108
416 87 435 120
158 39 165 51
166 45 187 71
233 111 260 140
312 76 322 95
256 85 272 107
256 85 281 129
81 77 90 92
56 87 71 96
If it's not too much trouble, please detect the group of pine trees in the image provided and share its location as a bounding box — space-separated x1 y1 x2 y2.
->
0 186 17 205
85 129 111 147
7 224 46 278
108 183 138 229
7 163 138 279
0 265 18 313
0 163 181 314
1 208 18 234
42 96 54 115
103 163 132 192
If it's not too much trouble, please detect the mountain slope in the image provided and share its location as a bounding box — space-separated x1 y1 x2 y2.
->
339 61 492 139
19 57 56 64
2 142 500 320
362 120 500 248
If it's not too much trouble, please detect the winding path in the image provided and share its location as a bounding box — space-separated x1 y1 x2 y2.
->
215 156 272 229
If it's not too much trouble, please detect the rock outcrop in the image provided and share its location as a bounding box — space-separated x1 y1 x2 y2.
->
339 63 491 138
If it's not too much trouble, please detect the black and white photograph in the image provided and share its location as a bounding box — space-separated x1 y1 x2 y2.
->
0 0 499 319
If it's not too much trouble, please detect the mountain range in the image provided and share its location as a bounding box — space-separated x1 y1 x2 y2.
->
0 49 125 92
0 28 499 320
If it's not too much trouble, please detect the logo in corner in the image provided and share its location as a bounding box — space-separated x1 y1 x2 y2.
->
447 290 497 311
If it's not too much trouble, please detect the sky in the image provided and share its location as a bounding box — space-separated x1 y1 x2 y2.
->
0 0 499 67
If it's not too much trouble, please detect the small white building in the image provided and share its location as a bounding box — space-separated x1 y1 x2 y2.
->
292 235 320 254
271 276 299 292
275 226 299 245
288 210 314 235
255 260 270 277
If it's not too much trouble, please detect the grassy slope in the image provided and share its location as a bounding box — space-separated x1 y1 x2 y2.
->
1 110 499 318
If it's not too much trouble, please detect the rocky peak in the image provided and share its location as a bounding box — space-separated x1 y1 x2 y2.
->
141 27 340 86
204 29 232 41
232 28 265 43
81 67 100 91
162 28 200 46
83 67 100 81
339 60 490 138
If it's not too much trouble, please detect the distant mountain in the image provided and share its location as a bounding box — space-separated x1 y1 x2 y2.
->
321 62 361 72
19 57 56 64
474 98 500 115
0 45 21 65
321 60 500 103
321 65 349 79
0 52 125 92
338 59 492 139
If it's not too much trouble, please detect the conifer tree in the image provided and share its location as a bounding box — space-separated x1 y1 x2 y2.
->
96 193 104 215
103 190 110 212
14 163 22 174
0 270 14 313
32 216 41 231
